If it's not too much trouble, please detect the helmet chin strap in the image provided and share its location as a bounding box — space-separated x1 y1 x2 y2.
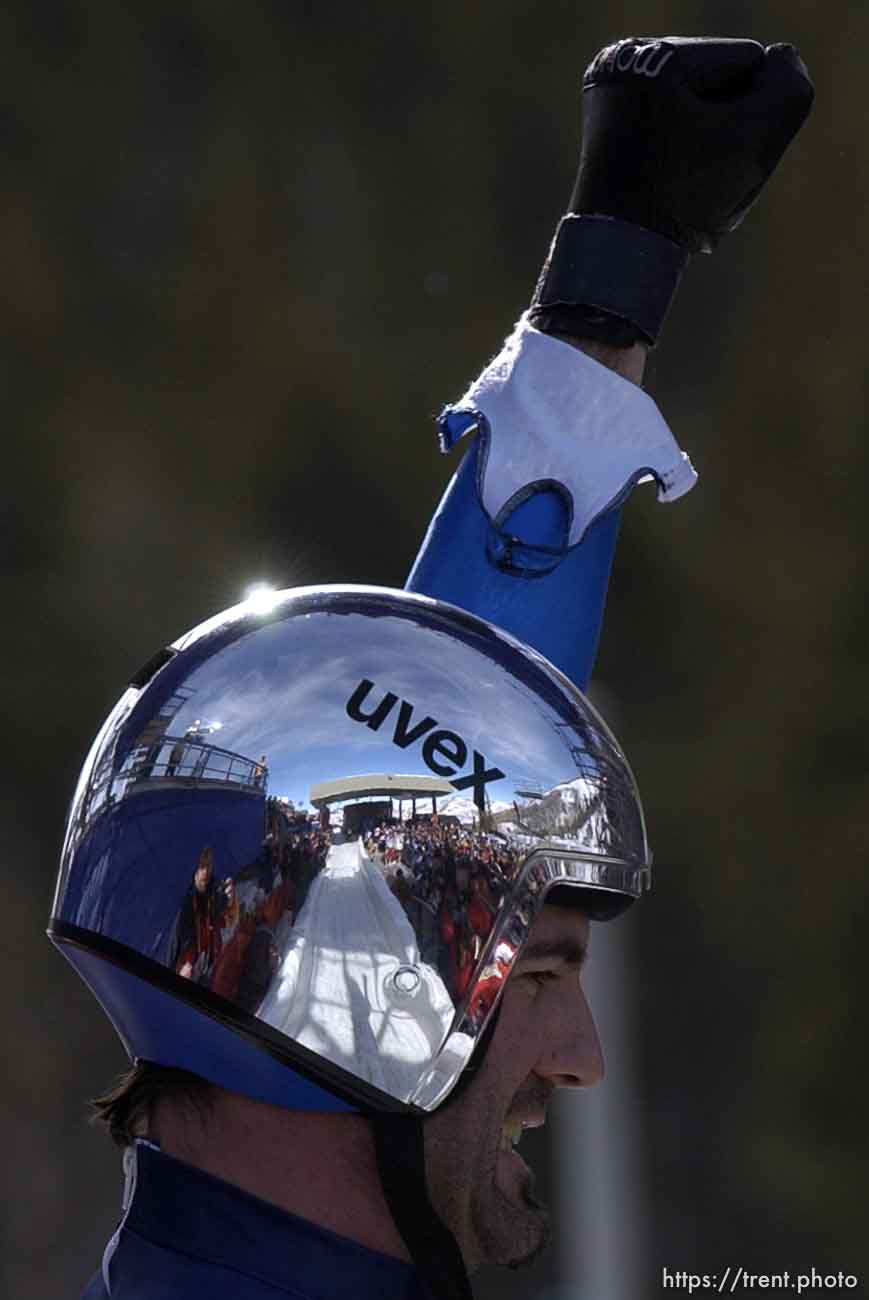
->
369 1006 502 1298
371 1113 474 1300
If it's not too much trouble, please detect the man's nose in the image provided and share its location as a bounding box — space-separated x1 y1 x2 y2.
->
538 981 604 1088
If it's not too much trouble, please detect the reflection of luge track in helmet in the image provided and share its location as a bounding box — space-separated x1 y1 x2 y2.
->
258 838 455 1104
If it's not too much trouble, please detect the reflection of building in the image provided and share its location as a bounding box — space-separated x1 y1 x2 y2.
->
122 734 268 799
129 687 195 780
73 686 196 834
70 685 269 839
309 773 454 833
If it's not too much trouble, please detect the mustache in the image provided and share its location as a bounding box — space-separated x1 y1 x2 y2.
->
506 1079 555 1123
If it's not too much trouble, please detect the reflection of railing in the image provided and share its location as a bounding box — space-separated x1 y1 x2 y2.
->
125 738 269 793
74 738 270 832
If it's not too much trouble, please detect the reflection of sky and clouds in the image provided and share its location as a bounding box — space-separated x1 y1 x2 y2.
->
164 611 601 810
87 596 645 865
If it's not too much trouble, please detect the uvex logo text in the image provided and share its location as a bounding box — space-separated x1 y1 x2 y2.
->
346 679 505 808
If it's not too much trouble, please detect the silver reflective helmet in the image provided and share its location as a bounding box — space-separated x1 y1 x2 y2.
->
49 586 649 1114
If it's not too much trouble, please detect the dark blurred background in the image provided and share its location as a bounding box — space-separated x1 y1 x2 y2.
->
4 1 866 1297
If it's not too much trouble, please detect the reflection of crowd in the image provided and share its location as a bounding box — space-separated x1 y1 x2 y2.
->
170 800 330 1013
364 818 520 1011
169 804 533 1032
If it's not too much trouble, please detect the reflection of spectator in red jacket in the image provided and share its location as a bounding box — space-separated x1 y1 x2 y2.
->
173 848 223 983
466 939 516 1030
468 883 494 945
439 890 457 947
257 854 296 929
439 887 474 999
210 878 254 1003
453 933 476 999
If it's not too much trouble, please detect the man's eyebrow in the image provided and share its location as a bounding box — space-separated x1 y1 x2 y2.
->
517 937 588 968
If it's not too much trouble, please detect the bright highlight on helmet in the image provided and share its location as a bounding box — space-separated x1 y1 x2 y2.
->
244 584 281 615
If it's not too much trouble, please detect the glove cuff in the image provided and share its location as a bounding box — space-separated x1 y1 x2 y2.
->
531 213 689 346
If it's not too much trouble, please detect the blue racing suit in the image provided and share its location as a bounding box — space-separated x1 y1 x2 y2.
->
83 1142 427 1300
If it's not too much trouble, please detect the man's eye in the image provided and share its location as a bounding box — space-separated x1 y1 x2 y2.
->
526 969 558 986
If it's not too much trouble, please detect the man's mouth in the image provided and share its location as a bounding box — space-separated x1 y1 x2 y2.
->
498 1111 544 1153
499 1118 524 1152
495 1111 549 1211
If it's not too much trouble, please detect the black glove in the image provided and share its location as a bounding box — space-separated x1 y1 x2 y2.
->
531 37 814 346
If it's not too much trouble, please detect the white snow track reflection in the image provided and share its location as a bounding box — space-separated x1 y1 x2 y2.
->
258 839 455 1101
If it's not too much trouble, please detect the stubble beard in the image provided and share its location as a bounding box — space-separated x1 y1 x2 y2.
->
425 1075 555 1273
468 1144 552 1269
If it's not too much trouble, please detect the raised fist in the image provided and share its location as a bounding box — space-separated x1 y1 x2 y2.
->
573 36 814 253
531 37 814 344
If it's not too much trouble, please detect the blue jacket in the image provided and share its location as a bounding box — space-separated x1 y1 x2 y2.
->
83 1142 427 1300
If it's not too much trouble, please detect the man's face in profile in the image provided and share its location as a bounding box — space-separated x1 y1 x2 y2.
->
424 903 603 1272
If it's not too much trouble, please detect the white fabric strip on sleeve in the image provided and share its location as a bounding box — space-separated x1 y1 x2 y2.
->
442 314 697 548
